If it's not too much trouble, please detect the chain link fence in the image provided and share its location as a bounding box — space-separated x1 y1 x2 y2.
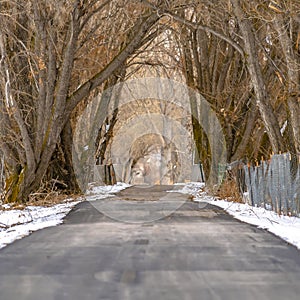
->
242 153 300 216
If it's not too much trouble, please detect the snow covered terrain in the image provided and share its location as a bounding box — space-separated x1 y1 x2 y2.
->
208 199 300 250
0 200 80 249
0 182 130 249
179 182 300 250
1 181 299 251
85 182 131 201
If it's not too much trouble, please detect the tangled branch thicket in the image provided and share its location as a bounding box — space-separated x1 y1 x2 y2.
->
0 0 299 203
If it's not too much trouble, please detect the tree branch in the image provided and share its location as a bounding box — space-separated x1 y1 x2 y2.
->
67 12 160 113
140 0 245 58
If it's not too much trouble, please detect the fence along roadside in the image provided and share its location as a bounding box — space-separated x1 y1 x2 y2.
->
243 153 300 216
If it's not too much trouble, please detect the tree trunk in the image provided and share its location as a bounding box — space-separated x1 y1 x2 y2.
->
274 14 300 154
48 120 81 194
231 0 285 153
181 27 211 179
1 6 160 203
231 101 258 161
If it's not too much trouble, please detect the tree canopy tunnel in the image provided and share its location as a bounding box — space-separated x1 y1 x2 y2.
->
72 78 227 192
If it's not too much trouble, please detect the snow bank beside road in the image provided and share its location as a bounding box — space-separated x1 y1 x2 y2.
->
171 182 205 197
177 182 300 250
0 182 130 250
0 201 80 249
85 182 131 201
2 181 299 251
207 199 300 250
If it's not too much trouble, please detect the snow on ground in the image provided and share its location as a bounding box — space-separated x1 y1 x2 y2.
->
178 182 300 250
0 200 80 249
207 199 300 250
1 181 299 251
171 182 205 196
0 182 130 249
85 182 131 201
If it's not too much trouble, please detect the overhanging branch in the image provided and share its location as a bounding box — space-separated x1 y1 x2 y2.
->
67 12 160 113
141 0 245 58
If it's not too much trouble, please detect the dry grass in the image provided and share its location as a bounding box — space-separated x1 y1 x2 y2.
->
0 192 81 211
0 178 82 211
28 192 81 207
26 178 82 207
214 179 243 203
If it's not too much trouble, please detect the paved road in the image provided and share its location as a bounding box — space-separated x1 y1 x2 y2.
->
1 185 300 300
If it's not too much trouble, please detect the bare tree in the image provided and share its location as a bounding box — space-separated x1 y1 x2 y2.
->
1 0 298 203
230 0 285 153
0 0 160 202
272 2 300 154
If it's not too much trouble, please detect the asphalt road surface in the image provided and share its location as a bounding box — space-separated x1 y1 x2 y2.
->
1 185 300 300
